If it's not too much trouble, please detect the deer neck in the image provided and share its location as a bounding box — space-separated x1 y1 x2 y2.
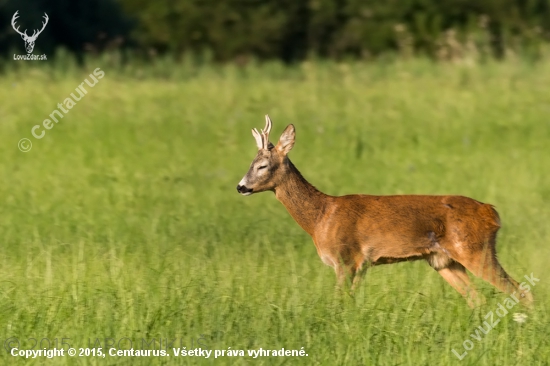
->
274 159 328 236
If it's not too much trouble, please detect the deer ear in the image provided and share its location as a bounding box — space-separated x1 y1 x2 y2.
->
276 124 295 155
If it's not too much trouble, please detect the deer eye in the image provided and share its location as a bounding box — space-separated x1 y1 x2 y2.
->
258 165 267 170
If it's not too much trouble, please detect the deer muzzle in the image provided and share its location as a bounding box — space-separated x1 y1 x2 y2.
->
236 184 253 195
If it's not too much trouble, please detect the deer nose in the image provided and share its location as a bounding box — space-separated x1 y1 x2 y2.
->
236 185 253 194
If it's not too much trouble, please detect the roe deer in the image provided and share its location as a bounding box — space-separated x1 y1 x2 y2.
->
237 115 533 307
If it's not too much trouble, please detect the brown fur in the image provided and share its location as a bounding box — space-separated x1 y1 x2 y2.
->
237 118 533 307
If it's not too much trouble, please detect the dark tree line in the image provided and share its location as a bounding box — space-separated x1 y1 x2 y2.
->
1 0 549 62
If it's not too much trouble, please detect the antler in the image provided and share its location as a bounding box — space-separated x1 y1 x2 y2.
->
251 115 273 150
11 11 28 38
251 128 263 150
11 11 48 40
33 13 49 39
260 115 272 148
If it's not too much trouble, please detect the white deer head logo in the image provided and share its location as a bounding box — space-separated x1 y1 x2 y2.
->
11 11 49 54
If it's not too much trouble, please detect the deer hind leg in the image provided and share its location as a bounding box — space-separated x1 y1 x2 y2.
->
436 262 484 308
455 239 533 306
427 253 483 308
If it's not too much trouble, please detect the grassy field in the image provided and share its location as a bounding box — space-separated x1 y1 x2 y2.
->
1 58 549 365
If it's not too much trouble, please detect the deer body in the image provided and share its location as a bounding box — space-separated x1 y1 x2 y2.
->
237 116 533 307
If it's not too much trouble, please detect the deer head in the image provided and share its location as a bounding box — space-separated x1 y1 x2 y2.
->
12 11 49 54
237 115 295 195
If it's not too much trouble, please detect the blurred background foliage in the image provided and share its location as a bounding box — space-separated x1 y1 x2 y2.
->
1 0 550 64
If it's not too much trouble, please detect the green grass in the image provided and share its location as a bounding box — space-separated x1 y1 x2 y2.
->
1 58 549 365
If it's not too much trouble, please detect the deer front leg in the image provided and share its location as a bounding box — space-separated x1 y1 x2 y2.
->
351 265 368 293
335 264 350 287
334 263 361 295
